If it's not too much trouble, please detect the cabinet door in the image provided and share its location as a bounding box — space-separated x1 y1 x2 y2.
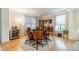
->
39 20 44 27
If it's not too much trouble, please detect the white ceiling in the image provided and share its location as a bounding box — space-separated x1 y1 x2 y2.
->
10 8 68 17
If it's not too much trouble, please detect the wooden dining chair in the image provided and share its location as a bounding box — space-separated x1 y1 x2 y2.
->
25 27 34 45
33 30 43 50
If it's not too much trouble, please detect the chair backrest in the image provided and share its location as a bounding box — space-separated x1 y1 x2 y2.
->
33 30 43 41
28 32 32 38
27 27 31 32
27 27 32 38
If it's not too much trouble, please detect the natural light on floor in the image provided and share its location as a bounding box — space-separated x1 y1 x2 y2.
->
55 38 67 50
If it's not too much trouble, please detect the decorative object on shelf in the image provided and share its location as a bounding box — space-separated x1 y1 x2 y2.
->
12 26 17 29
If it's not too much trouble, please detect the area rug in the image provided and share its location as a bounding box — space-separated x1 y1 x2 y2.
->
21 37 54 51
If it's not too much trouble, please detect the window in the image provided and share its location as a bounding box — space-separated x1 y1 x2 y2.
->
25 17 36 29
55 15 66 32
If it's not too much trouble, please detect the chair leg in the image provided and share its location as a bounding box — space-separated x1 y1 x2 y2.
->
24 40 29 44
29 40 32 45
36 42 39 50
36 44 38 50
39 41 44 47
41 44 44 47
48 38 51 42
32 43 36 48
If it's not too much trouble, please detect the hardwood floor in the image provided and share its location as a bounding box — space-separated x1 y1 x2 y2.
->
0 35 77 51
0 36 27 51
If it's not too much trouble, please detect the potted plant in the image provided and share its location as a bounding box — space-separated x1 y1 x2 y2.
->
63 28 69 35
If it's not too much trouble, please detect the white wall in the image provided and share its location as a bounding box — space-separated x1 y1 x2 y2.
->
68 9 79 40
1 8 9 43
75 10 79 40
0 9 2 43
9 10 15 30
9 10 25 36
15 14 25 36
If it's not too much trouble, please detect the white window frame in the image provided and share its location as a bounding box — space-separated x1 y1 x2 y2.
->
55 14 66 32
